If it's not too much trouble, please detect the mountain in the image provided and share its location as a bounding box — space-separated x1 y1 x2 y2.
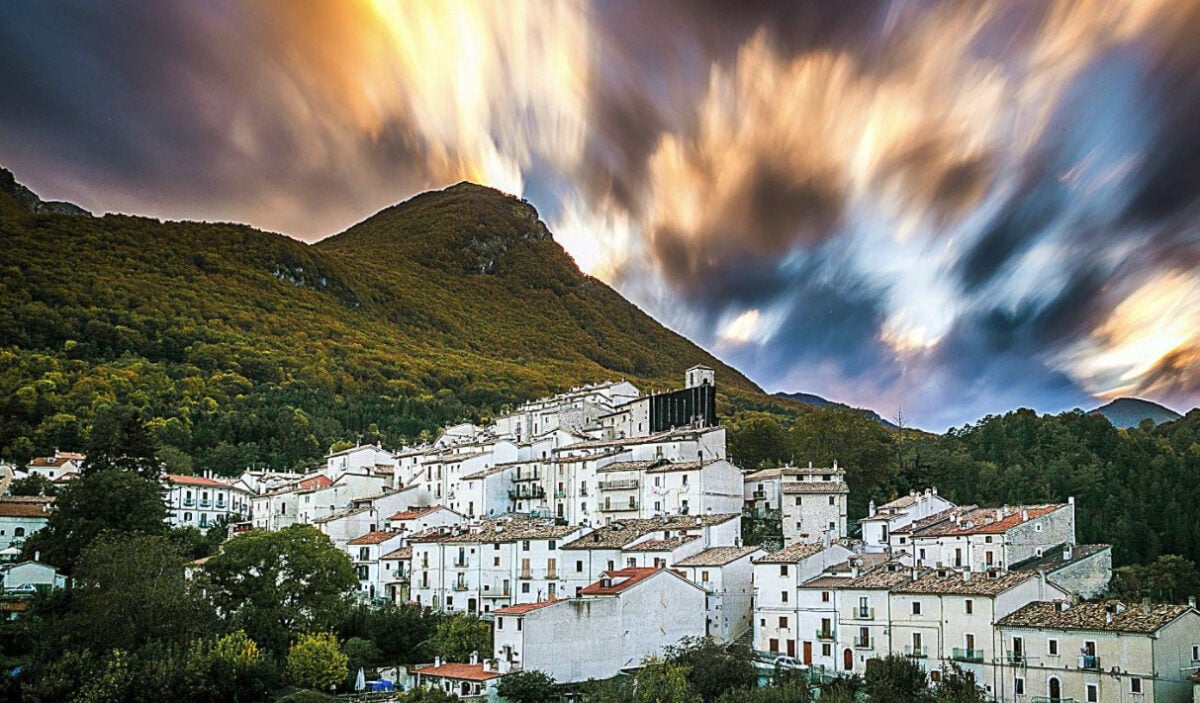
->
0 169 781 473
773 391 899 429
1089 397 1182 429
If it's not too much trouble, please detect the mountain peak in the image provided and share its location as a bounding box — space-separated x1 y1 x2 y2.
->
0 167 91 218
1089 397 1182 429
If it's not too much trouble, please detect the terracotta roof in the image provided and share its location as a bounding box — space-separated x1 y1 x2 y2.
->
579 567 664 595
561 514 740 550
913 504 1063 537
493 599 564 615
297 475 333 490
843 562 919 590
596 459 665 474
782 481 849 495
164 474 230 488
347 531 400 545
381 546 412 560
0 501 51 518
53 472 78 483
389 506 443 521
625 535 699 552
408 518 579 544
311 507 370 524
998 601 1195 634
754 542 827 564
0 496 54 504
744 468 785 481
413 662 500 681
552 449 629 464
891 506 976 535
674 546 761 567
894 568 1037 596
644 459 722 474
28 457 73 468
1012 544 1111 573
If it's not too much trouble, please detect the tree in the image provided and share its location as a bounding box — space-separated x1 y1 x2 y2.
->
66 532 210 651
81 405 160 479
864 654 929 703
287 632 348 693
497 670 559 703
631 656 700 703
664 637 756 702
202 525 357 654
430 613 492 663
932 663 986 703
342 636 382 685
23 468 168 572
727 415 788 470
9 473 55 497
1110 554 1200 603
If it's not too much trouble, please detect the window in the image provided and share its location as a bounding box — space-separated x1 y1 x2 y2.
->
548 540 556 550
13 527 24 538
795 496 802 506
918 548 926 561
985 551 994 565
965 599 973 614
493 557 500 567
522 540 531 551
1048 639 1059 656
778 617 788 629
781 591 789 603
1014 678 1024 695
1130 677 1143 694
828 496 836 506
497 617 503 630
682 475 688 485
795 522 803 531
985 536 993 543
828 521 836 531
780 565 789 577
822 643 831 656
654 501 661 511
1086 683 1097 702
821 591 830 603
576 560 583 573
494 543 501 551
1192 645 1200 661
769 638 779 653
521 583 530 593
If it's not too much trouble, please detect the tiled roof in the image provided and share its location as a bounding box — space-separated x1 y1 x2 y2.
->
913 504 1063 537
891 506 976 535
754 542 827 565
781 481 849 495
596 460 664 474
744 468 784 481
297 475 333 490
674 546 761 567
998 601 1194 634
28 457 73 467
381 546 412 560
552 449 629 464
164 474 230 488
579 567 664 595
311 507 369 524
625 535 699 552
561 513 740 550
843 563 918 590
389 506 444 521
408 518 578 544
493 599 564 615
347 531 399 545
0 496 54 504
645 459 722 474
1012 544 1111 573
53 471 78 483
460 465 509 481
0 501 51 518
413 662 501 681
894 569 1037 596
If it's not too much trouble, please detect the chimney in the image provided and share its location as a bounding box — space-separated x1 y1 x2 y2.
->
1105 611 1113 625
1062 545 1073 561
1188 596 1196 609
33 551 39 563
911 567 918 582
1142 597 1151 615
469 651 479 665
833 460 838 470
932 486 938 496
868 500 877 518
962 568 971 583
434 656 443 668
996 509 1004 522
1021 509 1029 522
1037 569 1046 600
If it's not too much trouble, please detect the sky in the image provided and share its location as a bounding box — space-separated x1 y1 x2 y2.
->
2 1 1200 430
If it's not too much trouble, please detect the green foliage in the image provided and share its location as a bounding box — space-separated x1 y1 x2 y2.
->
287 632 348 693
395 687 457 703
497 669 560 703
202 525 357 655
23 468 168 572
81 404 160 479
663 637 756 702
1111 554 1200 603
169 525 221 561
274 690 334 703
66 532 210 651
726 414 789 470
629 656 700 703
430 613 492 663
335 603 441 664
713 683 811 703
9 473 54 497
864 654 930 703
932 663 986 703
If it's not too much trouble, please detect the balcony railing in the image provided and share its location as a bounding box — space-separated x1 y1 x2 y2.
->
514 471 541 482
903 646 927 658
453 559 468 568
815 629 834 641
752 490 766 499
555 489 565 498
605 503 639 512
1078 655 1100 670
598 479 639 491
951 648 984 663
1006 651 1026 665
853 637 873 650
183 498 195 507
452 582 469 592
199 499 211 508
546 570 557 580
519 570 532 580
1031 698 1075 703
508 486 546 500
856 607 874 620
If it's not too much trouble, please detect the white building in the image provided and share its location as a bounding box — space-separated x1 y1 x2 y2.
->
1 560 67 591
743 468 784 513
906 501 1076 572
412 657 502 698
323 444 396 479
388 505 466 533
162 474 252 530
492 567 706 683
0 498 51 551
780 464 849 546
859 488 955 552
752 542 856 660
672 545 764 642
997 600 1200 703
25 451 84 482
346 530 406 601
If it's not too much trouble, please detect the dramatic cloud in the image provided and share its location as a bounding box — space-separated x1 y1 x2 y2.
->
2 0 1199 427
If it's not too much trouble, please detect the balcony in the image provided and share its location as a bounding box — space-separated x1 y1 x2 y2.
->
903 646 927 658
855 607 874 620
605 502 640 512
183 498 196 507
598 479 639 491
508 486 546 500
753 490 766 499
815 629 834 641
1031 699 1075 703
199 499 212 508
555 489 565 499
452 582 469 592
519 570 532 580
453 559 469 568
951 648 984 663
1006 651 1026 665
853 637 873 650
514 471 541 482
546 570 558 580
1078 655 1100 670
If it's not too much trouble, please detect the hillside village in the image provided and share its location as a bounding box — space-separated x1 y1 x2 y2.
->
4 368 1200 703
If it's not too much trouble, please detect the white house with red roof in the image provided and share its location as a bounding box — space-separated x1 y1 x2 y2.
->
345 530 406 601
492 567 705 683
25 451 84 482
0 498 53 551
387 505 465 533
906 500 1076 572
412 654 502 698
162 473 251 529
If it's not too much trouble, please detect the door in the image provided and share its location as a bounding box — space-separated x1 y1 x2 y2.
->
803 641 813 666
843 648 853 671
1048 677 1061 700
786 640 796 658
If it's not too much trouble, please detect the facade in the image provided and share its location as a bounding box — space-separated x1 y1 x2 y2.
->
162 474 252 529
1011 543 1113 599
780 464 850 546
860 489 955 552
346 531 406 601
906 501 1076 572
1 561 67 591
412 657 502 698
492 567 706 683
25 451 84 481
0 498 51 551
997 601 1200 703
752 542 856 659
672 545 764 642
743 468 784 513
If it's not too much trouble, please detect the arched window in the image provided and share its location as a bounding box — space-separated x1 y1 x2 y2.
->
13 528 24 538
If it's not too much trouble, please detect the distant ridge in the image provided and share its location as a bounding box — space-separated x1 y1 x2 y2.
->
0 167 90 217
773 391 899 429
1089 397 1182 429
